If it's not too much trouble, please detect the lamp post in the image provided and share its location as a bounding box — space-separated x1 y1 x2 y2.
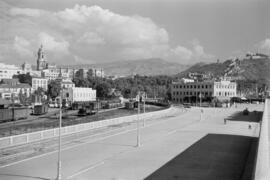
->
136 92 141 147
143 94 145 127
56 90 62 180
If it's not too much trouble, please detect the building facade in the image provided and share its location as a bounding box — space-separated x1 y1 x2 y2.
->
63 87 96 103
0 63 22 80
171 79 237 103
32 77 48 91
0 83 32 102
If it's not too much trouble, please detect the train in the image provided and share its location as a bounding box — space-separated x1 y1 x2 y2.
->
77 101 101 116
32 104 48 115
100 99 122 109
0 107 29 123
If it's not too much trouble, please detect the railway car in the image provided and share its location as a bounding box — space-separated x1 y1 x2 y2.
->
0 108 29 123
32 104 48 115
77 101 100 116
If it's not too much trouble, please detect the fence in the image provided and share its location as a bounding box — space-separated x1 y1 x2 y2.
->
0 107 173 149
254 99 270 180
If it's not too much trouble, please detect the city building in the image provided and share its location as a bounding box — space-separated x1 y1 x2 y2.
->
0 82 31 102
171 79 237 103
75 68 105 79
0 63 22 80
55 77 75 89
62 87 96 103
42 68 69 80
32 77 48 91
21 62 32 74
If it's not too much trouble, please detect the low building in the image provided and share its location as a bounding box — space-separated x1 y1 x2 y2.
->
171 79 237 103
32 77 48 91
63 87 96 103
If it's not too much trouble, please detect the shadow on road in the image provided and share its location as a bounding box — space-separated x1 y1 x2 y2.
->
145 134 258 180
226 111 262 122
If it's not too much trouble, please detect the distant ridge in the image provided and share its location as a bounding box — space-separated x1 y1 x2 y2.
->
61 58 190 76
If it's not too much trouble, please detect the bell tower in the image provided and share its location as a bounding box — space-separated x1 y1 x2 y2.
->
36 44 47 71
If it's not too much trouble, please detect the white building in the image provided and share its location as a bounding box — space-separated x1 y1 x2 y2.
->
32 77 48 91
0 63 22 80
42 68 69 80
63 87 96 103
0 83 32 102
171 79 237 103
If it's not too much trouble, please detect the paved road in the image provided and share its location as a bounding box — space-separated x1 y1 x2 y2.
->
0 104 263 180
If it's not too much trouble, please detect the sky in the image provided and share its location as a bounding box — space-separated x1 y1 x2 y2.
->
0 0 269 65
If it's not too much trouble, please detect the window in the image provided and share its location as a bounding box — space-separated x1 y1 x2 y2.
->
180 85 182 88
205 85 208 88
202 85 204 88
190 85 193 88
187 85 189 88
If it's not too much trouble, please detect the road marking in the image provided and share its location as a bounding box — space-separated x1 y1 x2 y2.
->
65 161 105 180
0 108 186 169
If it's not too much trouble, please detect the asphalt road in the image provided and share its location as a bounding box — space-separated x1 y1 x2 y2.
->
0 104 263 180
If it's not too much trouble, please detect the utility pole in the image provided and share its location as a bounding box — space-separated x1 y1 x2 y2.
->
56 90 62 180
136 92 141 147
143 92 146 127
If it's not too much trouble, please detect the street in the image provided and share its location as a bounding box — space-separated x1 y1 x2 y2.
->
0 104 263 180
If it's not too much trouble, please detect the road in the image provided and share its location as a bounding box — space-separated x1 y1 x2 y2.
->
0 104 263 180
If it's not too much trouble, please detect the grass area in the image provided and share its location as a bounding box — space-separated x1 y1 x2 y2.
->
0 105 166 137
145 134 258 180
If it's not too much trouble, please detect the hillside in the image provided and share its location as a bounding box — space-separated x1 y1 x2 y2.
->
177 57 270 85
62 58 190 76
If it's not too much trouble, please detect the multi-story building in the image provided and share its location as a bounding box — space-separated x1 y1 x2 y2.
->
42 68 69 80
62 87 96 103
55 78 75 89
32 77 48 91
0 63 22 80
0 83 31 102
171 79 237 103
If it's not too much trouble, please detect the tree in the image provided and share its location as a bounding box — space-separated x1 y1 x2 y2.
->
34 87 45 96
96 82 111 99
47 80 61 99
13 73 32 85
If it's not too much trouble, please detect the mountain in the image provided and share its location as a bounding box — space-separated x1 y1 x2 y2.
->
62 58 190 76
177 56 270 86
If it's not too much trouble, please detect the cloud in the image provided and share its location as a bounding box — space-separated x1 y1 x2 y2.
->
171 46 193 60
13 36 32 57
259 38 270 52
169 40 214 63
10 7 42 17
38 32 70 53
2 3 214 65
78 32 105 45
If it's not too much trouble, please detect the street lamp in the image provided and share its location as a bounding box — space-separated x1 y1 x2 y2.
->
56 89 62 180
136 92 141 147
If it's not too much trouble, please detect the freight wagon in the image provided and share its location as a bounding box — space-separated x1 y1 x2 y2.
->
0 108 29 123
77 101 100 116
32 104 48 115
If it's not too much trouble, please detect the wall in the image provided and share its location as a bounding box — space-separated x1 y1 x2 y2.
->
0 107 173 149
